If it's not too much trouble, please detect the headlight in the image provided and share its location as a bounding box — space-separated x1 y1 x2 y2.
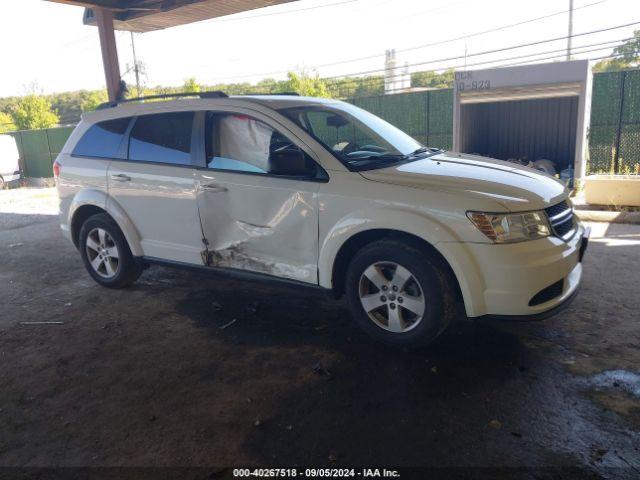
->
467 211 550 243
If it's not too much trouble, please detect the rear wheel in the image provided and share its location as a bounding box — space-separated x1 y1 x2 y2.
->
346 239 456 347
79 213 141 288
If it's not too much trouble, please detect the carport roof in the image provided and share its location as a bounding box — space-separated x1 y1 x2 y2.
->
46 0 298 32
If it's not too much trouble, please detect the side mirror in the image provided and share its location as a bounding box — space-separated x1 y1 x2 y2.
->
270 148 315 177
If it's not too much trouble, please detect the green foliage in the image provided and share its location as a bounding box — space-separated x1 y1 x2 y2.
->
182 77 201 93
10 95 59 130
0 111 16 133
285 71 330 97
593 58 632 72
594 31 640 72
81 90 109 112
411 69 454 89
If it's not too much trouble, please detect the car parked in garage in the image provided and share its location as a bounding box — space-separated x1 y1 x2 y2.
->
54 92 588 347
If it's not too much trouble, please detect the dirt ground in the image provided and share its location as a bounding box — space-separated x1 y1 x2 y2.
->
0 188 639 477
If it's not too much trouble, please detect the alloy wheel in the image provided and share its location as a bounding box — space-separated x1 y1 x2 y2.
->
358 261 426 333
85 228 120 279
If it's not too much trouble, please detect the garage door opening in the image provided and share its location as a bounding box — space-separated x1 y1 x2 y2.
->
453 60 592 180
459 95 579 172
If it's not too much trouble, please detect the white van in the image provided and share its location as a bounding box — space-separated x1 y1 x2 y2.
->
0 134 21 188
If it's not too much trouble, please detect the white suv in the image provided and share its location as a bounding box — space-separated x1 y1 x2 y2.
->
55 92 588 347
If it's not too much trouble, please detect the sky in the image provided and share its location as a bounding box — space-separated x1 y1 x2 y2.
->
0 0 638 97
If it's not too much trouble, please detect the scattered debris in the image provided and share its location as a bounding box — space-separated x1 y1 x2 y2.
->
149 415 157 422
8 243 24 248
254 417 261 427
312 361 332 378
246 302 258 314
431 366 438 374
328 453 337 462
64 302 72 307
286 424 293 431
219 318 237 330
314 324 328 331
246 397 253 404
510 431 523 438
489 420 502 429
211 301 223 312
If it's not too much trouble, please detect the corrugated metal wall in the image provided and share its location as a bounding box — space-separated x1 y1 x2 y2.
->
459 96 579 170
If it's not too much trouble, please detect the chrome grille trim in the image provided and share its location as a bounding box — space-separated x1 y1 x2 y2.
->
544 200 576 241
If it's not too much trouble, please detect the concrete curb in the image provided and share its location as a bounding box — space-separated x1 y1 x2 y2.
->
575 209 640 224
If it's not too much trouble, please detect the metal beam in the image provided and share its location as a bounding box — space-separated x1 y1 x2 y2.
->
95 7 122 101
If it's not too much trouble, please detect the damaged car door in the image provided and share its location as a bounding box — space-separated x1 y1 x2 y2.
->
196 111 325 284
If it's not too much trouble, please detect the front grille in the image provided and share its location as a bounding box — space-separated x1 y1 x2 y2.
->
544 200 576 241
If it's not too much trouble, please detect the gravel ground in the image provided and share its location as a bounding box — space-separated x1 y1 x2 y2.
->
0 188 639 477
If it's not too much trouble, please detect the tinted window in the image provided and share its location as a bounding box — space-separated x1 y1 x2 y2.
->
205 112 319 177
129 112 194 165
73 117 130 158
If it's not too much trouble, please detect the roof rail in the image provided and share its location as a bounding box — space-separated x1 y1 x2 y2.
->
96 91 228 110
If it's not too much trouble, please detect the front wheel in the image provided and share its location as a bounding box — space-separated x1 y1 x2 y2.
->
79 213 142 288
345 239 456 348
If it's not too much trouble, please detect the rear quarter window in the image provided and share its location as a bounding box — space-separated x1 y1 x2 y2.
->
72 117 131 159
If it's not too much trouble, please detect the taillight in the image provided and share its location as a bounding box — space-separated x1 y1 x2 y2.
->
53 159 61 178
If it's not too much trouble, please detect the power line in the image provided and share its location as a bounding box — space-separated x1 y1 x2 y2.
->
371 52 628 97
323 19 640 80
202 0 611 83
330 38 631 95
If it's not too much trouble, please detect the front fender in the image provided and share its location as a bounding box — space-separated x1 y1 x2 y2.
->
318 208 487 317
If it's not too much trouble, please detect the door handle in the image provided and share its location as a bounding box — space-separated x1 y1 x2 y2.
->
201 183 227 193
111 174 131 182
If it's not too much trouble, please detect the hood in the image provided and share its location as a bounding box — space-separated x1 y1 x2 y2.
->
359 152 568 211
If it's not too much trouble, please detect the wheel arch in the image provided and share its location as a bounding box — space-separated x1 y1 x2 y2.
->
68 190 142 256
329 229 462 301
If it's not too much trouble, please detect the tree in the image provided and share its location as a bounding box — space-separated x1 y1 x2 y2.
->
0 111 16 133
411 69 455 89
10 95 59 130
182 77 201 93
81 90 109 112
593 30 640 72
285 71 330 97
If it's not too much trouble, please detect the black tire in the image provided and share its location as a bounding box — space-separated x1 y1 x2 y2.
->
345 239 456 348
0 176 5 190
78 213 142 288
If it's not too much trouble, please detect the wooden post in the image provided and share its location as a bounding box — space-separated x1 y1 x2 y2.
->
95 8 121 102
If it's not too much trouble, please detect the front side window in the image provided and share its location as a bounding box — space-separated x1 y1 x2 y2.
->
205 112 322 179
129 112 194 165
73 117 131 159
279 103 436 171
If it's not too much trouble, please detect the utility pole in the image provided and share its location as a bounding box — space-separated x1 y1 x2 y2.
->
130 32 141 97
566 0 574 60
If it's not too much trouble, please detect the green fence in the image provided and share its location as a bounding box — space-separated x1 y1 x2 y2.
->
350 89 454 149
10 126 74 178
8 70 639 178
589 69 640 174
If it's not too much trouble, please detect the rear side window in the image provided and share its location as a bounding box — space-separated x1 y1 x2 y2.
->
129 112 194 165
72 117 131 158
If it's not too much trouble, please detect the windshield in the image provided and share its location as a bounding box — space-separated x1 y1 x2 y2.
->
279 103 438 171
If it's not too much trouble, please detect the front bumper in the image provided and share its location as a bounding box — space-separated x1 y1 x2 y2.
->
1 171 20 183
460 224 588 318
